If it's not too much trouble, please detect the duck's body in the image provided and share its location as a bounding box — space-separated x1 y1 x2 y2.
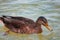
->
0 15 53 34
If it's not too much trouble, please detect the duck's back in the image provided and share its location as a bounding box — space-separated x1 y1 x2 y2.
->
3 18 36 33
3 16 35 25
11 17 36 28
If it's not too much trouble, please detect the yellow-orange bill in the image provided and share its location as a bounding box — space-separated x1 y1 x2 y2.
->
45 25 53 31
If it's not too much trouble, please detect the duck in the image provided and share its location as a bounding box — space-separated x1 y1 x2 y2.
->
0 15 53 34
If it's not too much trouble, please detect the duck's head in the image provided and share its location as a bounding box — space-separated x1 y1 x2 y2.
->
36 16 53 31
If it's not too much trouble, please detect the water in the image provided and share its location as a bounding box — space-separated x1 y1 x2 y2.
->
0 0 60 40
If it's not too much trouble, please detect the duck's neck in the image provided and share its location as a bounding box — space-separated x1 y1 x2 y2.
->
35 19 41 28
33 22 42 33
35 22 41 28
33 19 42 33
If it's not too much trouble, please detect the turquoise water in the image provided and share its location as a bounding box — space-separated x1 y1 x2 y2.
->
0 0 60 40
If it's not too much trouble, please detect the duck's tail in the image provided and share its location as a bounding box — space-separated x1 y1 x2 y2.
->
0 16 3 20
0 15 7 20
0 15 10 22
0 16 4 23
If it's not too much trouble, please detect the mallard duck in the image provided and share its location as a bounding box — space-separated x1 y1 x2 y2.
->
0 15 53 34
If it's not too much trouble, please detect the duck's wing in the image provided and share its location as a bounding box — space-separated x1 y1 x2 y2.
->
3 17 30 27
2 15 30 20
2 15 22 20
1 18 18 33
2 18 27 33
2 15 35 24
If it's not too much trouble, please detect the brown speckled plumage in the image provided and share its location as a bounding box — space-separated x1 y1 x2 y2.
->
0 15 53 34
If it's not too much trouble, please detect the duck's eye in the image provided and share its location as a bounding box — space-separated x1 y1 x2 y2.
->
41 21 45 25
42 18 47 23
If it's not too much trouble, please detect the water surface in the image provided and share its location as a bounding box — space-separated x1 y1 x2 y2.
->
0 0 60 40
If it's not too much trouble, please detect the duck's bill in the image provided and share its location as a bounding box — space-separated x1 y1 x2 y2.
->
45 25 53 32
